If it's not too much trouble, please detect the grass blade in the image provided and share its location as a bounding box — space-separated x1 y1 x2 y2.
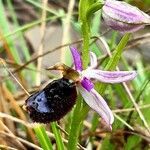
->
34 124 53 150
51 122 65 150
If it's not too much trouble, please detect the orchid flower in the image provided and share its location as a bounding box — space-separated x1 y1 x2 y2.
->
70 47 137 129
102 0 150 33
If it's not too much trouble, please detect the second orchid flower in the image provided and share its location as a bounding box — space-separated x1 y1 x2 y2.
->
102 0 150 33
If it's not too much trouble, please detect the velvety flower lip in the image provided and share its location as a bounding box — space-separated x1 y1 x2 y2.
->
70 47 137 129
102 0 150 32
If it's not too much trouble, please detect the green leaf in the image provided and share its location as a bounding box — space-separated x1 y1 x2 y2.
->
101 136 115 150
67 96 83 150
0 0 21 63
98 33 131 94
124 135 141 150
51 122 65 150
34 124 53 150
105 33 130 70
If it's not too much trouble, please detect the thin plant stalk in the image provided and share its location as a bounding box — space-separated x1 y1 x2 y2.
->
34 124 53 150
51 122 65 150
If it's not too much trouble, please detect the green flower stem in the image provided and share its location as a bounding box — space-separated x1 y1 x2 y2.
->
67 99 90 150
81 20 90 68
68 1 104 149
67 96 83 150
79 0 90 68
67 1 92 148
79 0 104 68
86 2 104 21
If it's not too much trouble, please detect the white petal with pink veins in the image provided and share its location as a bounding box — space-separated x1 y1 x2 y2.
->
78 85 114 127
82 69 137 83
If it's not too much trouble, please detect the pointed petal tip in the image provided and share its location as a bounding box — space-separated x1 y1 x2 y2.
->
69 46 82 71
83 69 137 84
78 86 114 128
130 70 137 78
101 118 113 131
109 125 112 131
89 51 98 69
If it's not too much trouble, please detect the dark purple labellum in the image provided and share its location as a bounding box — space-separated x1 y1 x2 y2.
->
25 78 77 123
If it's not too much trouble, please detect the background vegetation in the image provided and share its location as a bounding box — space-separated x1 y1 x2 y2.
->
0 0 150 149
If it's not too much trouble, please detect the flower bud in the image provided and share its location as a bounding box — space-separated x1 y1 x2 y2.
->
102 0 150 33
